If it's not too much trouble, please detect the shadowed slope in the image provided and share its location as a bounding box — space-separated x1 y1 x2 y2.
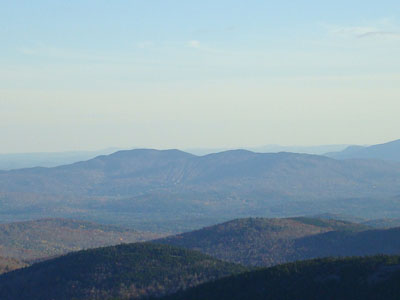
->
157 217 368 266
162 255 400 300
0 243 247 300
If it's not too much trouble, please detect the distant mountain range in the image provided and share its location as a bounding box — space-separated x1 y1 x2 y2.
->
163 255 400 300
158 217 400 266
0 243 246 300
0 218 161 262
186 144 350 156
1 147 400 231
326 139 400 162
0 144 350 170
2 138 397 170
3 148 400 198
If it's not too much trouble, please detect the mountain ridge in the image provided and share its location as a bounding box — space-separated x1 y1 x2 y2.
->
157 217 400 266
326 139 400 161
1 148 400 231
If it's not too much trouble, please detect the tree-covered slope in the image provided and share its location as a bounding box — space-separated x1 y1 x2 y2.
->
157 217 368 266
162 255 400 300
158 217 400 267
291 227 400 261
0 243 247 300
0 218 161 262
0 256 26 275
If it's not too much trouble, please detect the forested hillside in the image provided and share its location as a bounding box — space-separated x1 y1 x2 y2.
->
292 226 400 260
158 217 400 266
0 218 161 261
162 255 400 300
0 243 247 300
0 257 26 275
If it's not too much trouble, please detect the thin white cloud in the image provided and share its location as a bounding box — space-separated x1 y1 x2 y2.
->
330 26 378 37
358 31 400 40
185 40 228 54
327 22 400 41
187 40 201 48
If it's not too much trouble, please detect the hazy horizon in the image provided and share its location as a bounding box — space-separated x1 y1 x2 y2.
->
0 138 394 155
2 1 400 152
0 142 358 155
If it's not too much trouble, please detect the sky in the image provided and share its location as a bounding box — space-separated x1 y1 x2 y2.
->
1 1 400 153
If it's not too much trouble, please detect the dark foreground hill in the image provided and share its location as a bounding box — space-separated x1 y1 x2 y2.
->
0 243 246 300
158 217 400 266
0 218 161 262
162 255 400 300
292 226 400 260
2 148 400 231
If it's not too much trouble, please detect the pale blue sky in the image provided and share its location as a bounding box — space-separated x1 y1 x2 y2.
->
1 1 400 152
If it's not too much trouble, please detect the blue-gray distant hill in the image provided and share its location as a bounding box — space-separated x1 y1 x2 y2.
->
326 139 400 162
187 144 349 156
1 148 400 231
